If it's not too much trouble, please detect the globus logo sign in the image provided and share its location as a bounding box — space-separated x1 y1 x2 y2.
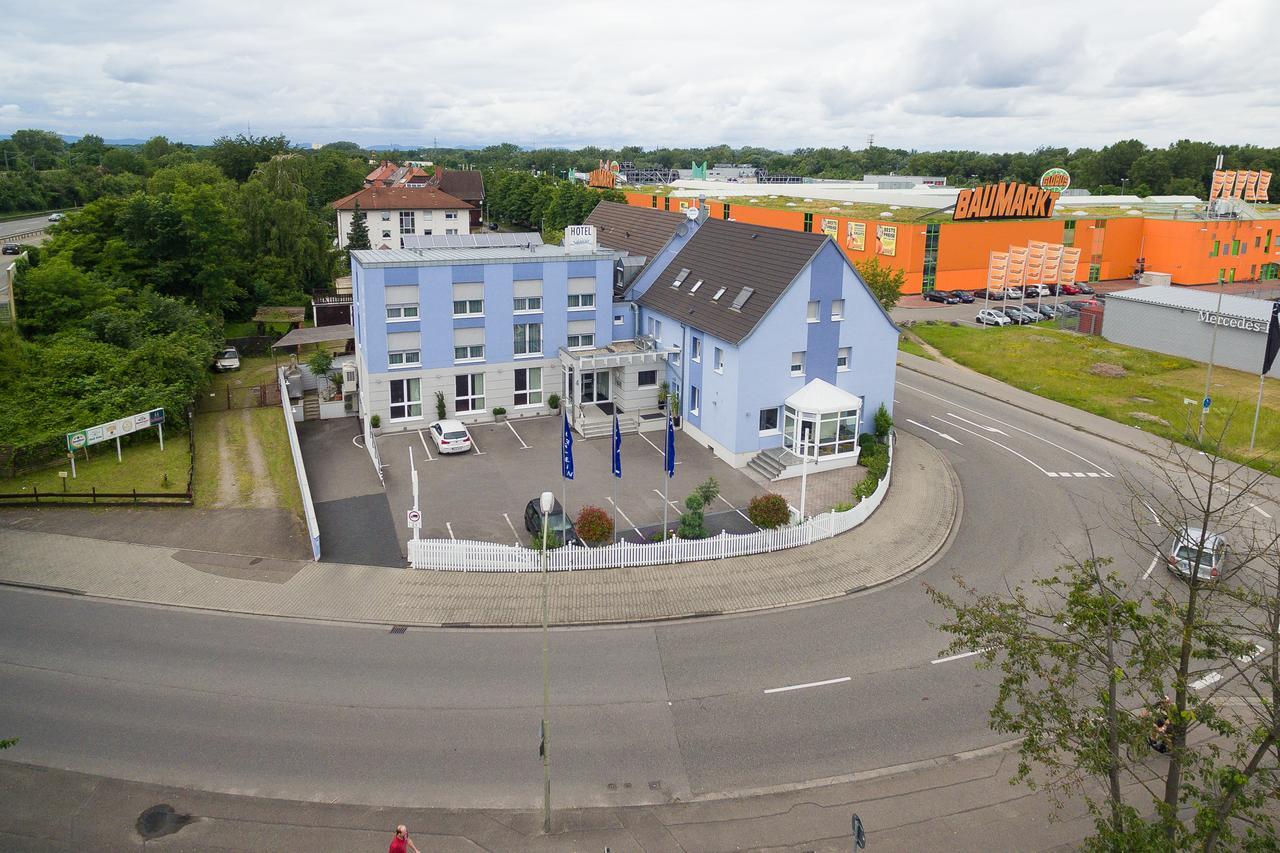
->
1040 168 1071 193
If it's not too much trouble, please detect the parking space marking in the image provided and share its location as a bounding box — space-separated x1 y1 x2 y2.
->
1143 554 1160 580
506 421 530 449
1253 504 1273 519
352 434 365 449
470 433 485 455
445 522 456 541
717 494 752 523
652 488 682 512
417 430 434 462
1143 501 1161 525
607 497 638 532
502 512 521 544
763 676 850 694
906 418 962 445
638 431 682 463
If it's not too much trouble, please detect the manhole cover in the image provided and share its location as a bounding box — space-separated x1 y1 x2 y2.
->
136 804 193 840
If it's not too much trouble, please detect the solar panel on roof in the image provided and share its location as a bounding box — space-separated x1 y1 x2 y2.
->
401 233 544 249
729 286 754 311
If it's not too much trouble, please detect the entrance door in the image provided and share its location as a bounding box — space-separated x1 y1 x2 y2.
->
582 370 610 403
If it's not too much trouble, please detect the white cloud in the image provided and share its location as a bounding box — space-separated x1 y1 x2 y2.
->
1 0 1277 151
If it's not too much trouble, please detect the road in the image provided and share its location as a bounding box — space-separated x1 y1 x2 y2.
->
0 213 52 241
0 369 1272 811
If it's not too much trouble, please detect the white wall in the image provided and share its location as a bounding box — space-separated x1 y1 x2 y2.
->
337 207 471 248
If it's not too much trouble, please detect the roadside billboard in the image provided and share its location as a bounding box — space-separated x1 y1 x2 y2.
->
876 224 897 257
846 221 865 251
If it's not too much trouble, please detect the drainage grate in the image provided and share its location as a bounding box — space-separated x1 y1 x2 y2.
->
389 625 408 634
136 805 193 840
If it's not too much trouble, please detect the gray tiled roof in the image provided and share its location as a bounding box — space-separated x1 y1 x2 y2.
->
584 201 687 266
637 218 828 345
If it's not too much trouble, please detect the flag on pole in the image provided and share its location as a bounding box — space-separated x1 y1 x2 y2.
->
561 413 575 480
664 413 676 478
1264 302 1280 375
611 414 622 478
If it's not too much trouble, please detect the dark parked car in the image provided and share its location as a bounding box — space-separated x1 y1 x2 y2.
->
1075 282 1096 295
1 244 19 255
487 221 499 231
1033 304 1057 319
953 290 975 303
982 288 1006 301
523 497 579 546
1000 307 1031 325
923 290 959 304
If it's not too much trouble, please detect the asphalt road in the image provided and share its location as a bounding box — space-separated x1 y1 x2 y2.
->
0 213 53 241
1 370 1272 810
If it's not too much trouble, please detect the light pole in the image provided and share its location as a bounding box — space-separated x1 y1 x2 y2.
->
1198 277 1226 443
539 489 554 834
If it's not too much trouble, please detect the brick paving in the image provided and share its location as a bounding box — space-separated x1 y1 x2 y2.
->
0 433 956 627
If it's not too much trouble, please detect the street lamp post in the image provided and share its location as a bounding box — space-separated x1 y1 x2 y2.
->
539 490 554 834
1198 279 1226 443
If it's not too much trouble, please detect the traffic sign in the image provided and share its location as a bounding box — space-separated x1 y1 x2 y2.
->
1203 396 1212 412
407 508 422 528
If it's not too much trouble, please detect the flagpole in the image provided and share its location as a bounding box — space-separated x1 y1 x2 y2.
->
1250 373 1265 451
662 414 669 542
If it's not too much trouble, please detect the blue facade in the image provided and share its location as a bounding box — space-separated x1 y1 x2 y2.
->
638 240 898 462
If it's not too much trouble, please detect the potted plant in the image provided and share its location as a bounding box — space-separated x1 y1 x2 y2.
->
547 393 561 412
492 406 507 422
668 390 682 427
370 413 382 435
657 381 669 411
435 390 446 420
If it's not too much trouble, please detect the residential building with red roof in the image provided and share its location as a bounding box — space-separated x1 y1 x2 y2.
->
332 185 473 249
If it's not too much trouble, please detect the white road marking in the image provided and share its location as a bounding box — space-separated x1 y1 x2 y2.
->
652 488 682 512
352 434 365 449
470 433 484 455
417 430 434 462
717 494 752 523
763 676 851 694
639 431 681 463
506 421 530 449
1143 555 1160 580
936 417 1055 476
906 418 962 445
1237 644 1267 665
1143 501 1161 525
1073 472 1087 478
1191 671 1222 691
898 382 1114 476
502 512 521 544
931 649 988 665
1252 504 1273 519
946 412 1007 435
606 497 638 531
445 522 456 541
1087 472 1100 477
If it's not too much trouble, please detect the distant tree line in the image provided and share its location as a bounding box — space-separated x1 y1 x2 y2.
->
482 169 624 239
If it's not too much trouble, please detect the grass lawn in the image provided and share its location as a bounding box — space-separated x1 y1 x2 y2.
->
192 406 303 516
7 433 191 497
250 406 304 517
207 355 281 393
910 324 1280 471
898 337 933 360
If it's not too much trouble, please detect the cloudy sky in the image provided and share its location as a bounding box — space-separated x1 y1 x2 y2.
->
3 0 1277 152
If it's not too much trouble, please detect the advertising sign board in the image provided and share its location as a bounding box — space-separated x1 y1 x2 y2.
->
1039 168 1071 194
846 221 865 251
875 224 897 257
954 182 1058 220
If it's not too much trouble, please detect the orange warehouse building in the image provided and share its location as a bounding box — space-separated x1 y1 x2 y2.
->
626 192 1280 294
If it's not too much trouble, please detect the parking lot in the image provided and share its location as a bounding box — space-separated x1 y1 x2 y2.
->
379 415 767 551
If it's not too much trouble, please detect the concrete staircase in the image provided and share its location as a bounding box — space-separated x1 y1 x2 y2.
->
576 412 638 439
747 446 796 481
301 389 320 421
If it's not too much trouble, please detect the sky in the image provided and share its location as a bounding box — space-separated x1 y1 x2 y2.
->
3 0 1278 152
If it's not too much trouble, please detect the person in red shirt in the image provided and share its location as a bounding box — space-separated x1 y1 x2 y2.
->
388 824 420 853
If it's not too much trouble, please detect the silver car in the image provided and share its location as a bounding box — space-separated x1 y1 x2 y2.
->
1166 528 1230 581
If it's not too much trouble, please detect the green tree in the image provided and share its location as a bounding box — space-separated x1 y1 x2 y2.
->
15 256 120 338
208 132 292 182
9 129 66 170
677 492 707 540
70 133 108 166
854 256 904 310
346 200 371 252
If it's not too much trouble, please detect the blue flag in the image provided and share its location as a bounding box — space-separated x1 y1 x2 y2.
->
561 413 574 480
664 413 676 478
611 414 622 478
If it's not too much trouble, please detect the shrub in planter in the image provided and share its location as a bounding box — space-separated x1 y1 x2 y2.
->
529 530 562 551
853 473 879 501
747 493 790 529
575 505 613 546
863 446 888 480
434 391 446 420
369 414 381 429
832 501 854 512
492 406 507 420
677 493 707 540
547 393 561 411
874 403 893 443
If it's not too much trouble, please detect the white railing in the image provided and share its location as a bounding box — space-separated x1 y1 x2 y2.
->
409 434 893 571
279 367 322 560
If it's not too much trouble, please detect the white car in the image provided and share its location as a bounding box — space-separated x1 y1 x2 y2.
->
429 419 473 454
977 308 1011 326
213 347 241 371
1023 285 1048 297
1166 528 1230 582
48 212 65 222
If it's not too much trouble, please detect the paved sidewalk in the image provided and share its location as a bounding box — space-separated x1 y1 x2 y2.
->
1 743 1102 852
0 433 957 627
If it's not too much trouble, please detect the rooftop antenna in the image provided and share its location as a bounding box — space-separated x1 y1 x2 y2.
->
866 133 875 149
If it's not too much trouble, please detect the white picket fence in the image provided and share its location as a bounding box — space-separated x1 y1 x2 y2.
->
409 434 893 572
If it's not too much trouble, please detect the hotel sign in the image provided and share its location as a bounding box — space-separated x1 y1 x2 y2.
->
953 182 1058 221
1198 310 1266 332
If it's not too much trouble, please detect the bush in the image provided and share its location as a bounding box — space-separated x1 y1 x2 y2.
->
693 476 720 508
747 493 790 529
529 530 562 551
369 414 381 429
575 505 613 546
492 406 507 416
305 349 334 377
677 492 707 540
434 390 446 420
548 393 560 410
853 473 879 501
832 501 854 512
862 444 889 480
874 403 892 442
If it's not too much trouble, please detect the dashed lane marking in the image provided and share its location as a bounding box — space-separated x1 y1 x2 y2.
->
931 649 988 665
606 497 638 532
1253 505 1273 519
445 522 456 541
763 676 851 694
